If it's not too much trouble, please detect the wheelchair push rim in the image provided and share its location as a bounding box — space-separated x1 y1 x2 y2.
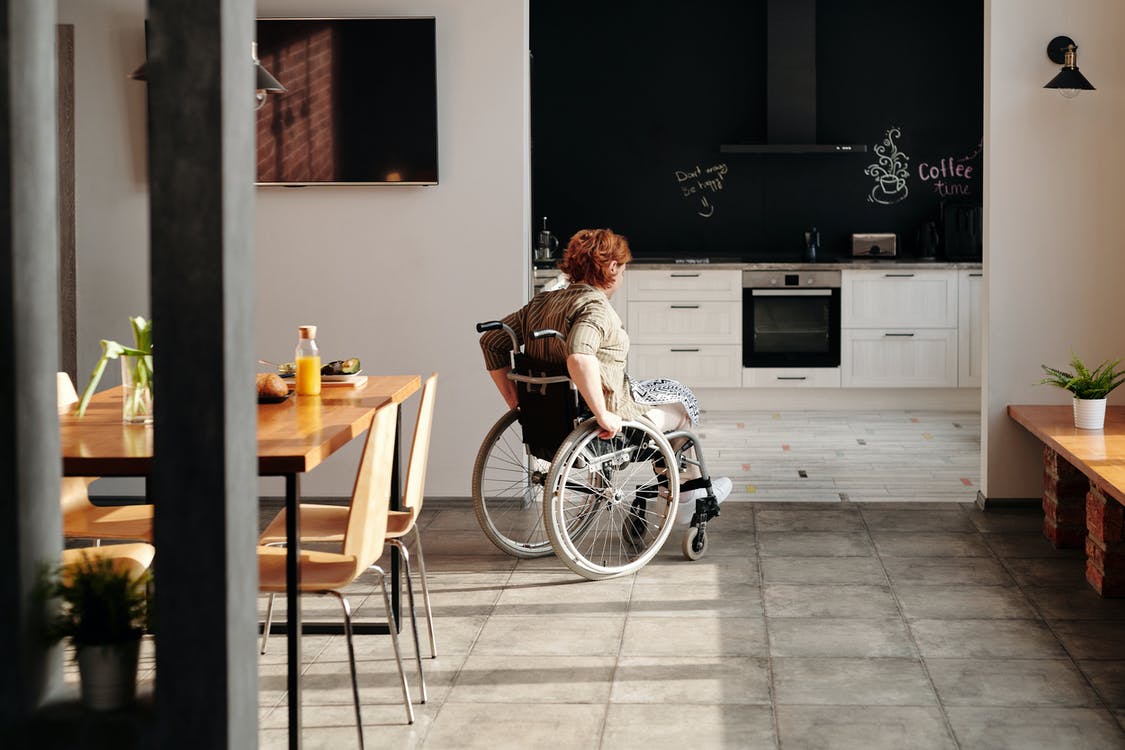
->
543 418 680 580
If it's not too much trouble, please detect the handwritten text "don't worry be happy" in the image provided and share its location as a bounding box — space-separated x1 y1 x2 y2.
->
675 163 728 218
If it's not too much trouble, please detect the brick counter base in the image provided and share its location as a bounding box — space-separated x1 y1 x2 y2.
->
1086 484 1125 596
1043 446 1088 548
1008 404 1125 599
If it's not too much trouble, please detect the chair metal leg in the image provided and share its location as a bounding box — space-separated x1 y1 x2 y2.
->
328 590 365 750
373 565 414 725
259 541 286 656
388 539 428 704
411 527 438 658
260 592 276 655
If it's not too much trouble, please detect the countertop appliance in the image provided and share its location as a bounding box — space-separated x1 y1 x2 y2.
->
742 269 841 368
852 233 897 258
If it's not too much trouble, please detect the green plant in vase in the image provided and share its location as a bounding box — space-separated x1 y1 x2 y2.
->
75 316 153 422
40 552 150 710
1040 353 1125 429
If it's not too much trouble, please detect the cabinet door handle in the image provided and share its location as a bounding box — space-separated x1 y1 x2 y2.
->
776 376 807 381
884 273 915 278
884 332 915 337
670 273 701 278
969 272 983 277
670 348 700 353
670 304 700 309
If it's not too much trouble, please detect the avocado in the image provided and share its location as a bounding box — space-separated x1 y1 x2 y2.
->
321 358 361 376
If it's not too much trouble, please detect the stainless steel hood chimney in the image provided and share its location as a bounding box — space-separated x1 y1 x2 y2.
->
720 0 866 155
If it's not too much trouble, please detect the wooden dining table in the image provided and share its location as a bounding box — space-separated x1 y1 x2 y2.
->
59 374 421 749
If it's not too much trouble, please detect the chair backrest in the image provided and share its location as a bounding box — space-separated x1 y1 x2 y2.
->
401 373 438 515
342 401 398 572
57 372 78 414
56 372 95 509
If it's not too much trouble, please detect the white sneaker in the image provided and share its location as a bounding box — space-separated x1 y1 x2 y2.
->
673 477 732 525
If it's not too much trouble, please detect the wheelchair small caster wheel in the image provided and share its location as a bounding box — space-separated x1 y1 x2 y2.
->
682 525 707 560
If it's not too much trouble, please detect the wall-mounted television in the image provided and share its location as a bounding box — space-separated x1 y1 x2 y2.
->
255 17 438 186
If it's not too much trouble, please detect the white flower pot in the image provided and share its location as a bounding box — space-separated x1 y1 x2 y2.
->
1073 397 1107 430
77 639 140 711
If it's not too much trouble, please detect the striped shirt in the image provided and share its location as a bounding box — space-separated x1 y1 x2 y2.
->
480 283 645 420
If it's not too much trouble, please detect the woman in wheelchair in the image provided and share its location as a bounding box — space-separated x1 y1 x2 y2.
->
474 228 731 578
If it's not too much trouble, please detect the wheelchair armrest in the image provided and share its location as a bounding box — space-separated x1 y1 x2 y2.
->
531 328 564 341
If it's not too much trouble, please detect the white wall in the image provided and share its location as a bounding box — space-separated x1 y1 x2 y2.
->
984 0 1125 499
60 0 530 497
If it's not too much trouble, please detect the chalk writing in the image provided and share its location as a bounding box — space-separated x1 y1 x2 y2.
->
918 140 981 197
674 162 728 218
864 127 910 205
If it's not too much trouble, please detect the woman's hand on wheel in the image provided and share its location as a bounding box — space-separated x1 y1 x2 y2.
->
595 410 622 439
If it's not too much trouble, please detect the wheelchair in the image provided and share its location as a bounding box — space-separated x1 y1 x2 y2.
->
473 320 721 580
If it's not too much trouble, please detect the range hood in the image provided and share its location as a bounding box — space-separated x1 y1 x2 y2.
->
720 0 866 155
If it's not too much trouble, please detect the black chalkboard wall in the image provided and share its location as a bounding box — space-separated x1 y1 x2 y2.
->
530 0 983 261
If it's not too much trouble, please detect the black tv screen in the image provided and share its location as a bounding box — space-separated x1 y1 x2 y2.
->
255 17 438 185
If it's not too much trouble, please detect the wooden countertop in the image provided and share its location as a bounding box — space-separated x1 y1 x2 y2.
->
1008 404 1125 505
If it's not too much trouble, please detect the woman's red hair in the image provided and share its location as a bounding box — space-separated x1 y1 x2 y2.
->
558 228 632 288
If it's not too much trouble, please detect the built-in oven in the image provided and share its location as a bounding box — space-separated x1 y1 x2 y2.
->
742 270 841 368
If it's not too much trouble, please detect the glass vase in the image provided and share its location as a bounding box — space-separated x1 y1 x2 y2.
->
121 354 153 424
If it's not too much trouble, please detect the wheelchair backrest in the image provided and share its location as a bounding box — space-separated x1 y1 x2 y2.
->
511 353 585 461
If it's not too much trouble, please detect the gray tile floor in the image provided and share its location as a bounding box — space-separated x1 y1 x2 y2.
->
252 499 1125 749
260 408 1121 748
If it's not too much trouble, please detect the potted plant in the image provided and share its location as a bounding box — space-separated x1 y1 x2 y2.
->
1040 354 1125 429
42 551 150 710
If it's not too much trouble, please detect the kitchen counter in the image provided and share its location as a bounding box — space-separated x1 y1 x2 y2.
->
534 258 982 272
627 259 982 271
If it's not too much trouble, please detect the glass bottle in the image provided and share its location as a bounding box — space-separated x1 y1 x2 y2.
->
294 325 321 396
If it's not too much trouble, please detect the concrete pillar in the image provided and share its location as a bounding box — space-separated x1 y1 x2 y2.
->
146 1 258 747
0 0 64 730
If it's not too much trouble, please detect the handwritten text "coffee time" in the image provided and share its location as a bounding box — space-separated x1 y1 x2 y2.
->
917 156 974 197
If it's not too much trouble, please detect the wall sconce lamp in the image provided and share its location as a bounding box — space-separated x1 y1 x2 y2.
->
1044 36 1095 98
128 43 286 110
251 43 286 109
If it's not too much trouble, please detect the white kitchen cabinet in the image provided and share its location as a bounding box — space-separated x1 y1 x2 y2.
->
958 270 983 387
840 268 961 388
625 269 741 387
841 269 957 328
629 344 742 388
742 367 842 388
626 268 742 301
627 301 740 345
841 329 958 388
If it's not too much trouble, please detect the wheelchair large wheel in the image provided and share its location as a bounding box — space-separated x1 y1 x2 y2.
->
472 409 554 558
543 418 680 580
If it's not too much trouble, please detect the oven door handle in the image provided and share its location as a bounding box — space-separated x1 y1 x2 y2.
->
749 289 833 296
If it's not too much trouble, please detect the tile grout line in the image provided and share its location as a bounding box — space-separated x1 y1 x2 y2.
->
596 567 639 750
856 505 963 750
752 504 782 749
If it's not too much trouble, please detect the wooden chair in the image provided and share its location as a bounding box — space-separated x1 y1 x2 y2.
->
259 373 439 658
61 542 155 582
257 402 423 739
57 373 153 543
